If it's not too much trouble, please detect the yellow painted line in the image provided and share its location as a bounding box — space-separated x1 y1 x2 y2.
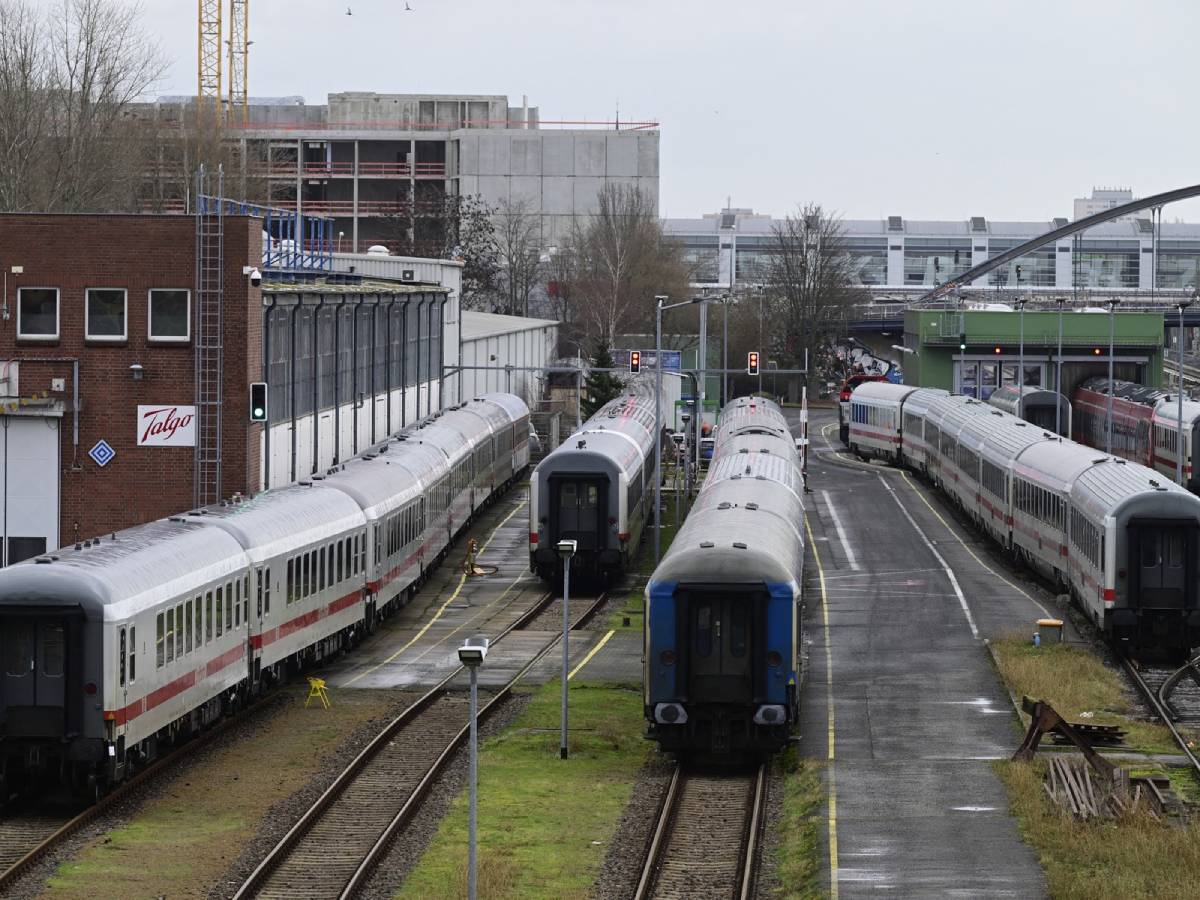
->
898 471 1052 619
805 515 838 900
568 629 615 680
344 498 529 686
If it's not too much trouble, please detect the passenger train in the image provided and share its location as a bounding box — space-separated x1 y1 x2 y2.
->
986 385 1072 437
529 379 658 582
848 381 1200 658
1073 376 1200 492
0 394 530 799
645 396 805 758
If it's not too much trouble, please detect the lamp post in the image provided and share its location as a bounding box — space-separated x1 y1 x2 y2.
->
1107 298 1120 455
1014 296 1027 413
1178 297 1194 485
1055 296 1065 437
458 636 490 900
556 539 576 760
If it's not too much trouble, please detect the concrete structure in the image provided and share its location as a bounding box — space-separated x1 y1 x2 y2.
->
666 206 1200 297
901 308 1165 396
1074 187 1137 222
458 311 558 406
146 92 659 254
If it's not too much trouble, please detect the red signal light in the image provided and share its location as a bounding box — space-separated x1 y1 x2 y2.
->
993 346 1003 354
629 350 641 373
1094 348 1102 356
747 351 760 376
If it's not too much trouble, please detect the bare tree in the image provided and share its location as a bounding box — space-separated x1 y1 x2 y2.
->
765 203 867 378
569 183 690 347
493 197 543 317
0 0 166 212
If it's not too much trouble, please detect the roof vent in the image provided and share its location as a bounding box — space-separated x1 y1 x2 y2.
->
739 448 748 453
745 466 752 475
700 540 715 548
300 480 313 487
169 516 187 523
756 475 766 480
577 440 586 449
733 541 748 549
35 555 52 564
312 474 325 480
746 502 759 510
718 501 732 509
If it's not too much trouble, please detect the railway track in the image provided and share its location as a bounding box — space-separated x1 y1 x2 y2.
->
1119 654 1200 777
634 764 767 900
234 589 608 900
0 691 278 893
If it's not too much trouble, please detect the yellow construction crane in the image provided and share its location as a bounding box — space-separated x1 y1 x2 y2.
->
197 0 249 127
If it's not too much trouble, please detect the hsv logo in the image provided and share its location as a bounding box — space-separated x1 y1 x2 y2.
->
137 404 197 447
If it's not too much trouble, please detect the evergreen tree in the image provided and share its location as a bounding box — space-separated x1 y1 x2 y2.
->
581 341 625 420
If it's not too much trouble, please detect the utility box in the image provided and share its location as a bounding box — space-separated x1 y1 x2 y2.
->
1037 618 1064 645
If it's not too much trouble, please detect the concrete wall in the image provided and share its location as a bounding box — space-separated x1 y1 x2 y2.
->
459 319 558 407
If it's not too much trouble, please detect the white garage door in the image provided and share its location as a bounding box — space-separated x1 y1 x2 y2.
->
1 414 60 566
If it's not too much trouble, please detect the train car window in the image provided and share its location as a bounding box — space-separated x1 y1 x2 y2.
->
206 592 214 641
226 585 234 631
176 603 184 658
320 547 327 592
216 591 224 638
185 600 193 653
194 601 201 649
1141 531 1159 568
359 532 366 572
165 608 175 663
286 558 293 604
235 587 241 628
156 613 165 668
1168 531 1184 568
257 570 263 617
119 628 127 686
337 541 344 583
129 626 136 682
694 603 713 658
265 567 272 615
328 544 336 585
374 524 381 569
729 606 748 658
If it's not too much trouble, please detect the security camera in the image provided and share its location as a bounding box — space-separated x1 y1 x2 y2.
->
249 268 262 287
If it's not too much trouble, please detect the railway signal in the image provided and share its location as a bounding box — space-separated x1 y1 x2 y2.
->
629 350 641 374
747 351 760 376
249 382 268 422
959 333 967 352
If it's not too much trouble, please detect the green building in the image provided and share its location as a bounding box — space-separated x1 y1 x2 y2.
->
902 308 1165 398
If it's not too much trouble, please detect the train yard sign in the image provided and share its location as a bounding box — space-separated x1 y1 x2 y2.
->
137 405 197 447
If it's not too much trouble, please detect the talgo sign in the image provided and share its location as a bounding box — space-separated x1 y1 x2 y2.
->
137 405 197 447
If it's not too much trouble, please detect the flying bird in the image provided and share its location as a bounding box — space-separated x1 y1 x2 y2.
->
405 1 413 9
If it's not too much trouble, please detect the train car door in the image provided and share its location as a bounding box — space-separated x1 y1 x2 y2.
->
1 618 65 728
686 595 752 704
1131 522 1192 610
551 478 605 551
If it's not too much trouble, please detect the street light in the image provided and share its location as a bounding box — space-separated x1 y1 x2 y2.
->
1013 296 1028 408
1055 296 1065 437
458 635 490 900
1178 297 1194 485
1107 297 1121 455
556 539 577 760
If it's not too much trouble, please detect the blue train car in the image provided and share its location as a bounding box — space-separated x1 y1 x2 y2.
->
644 396 805 758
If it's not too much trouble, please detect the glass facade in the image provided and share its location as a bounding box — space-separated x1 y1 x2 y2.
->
986 241 1056 287
1074 241 1138 289
955 359 1042 399
844 239 888 286
903 238 972 286
1156 241 1200 289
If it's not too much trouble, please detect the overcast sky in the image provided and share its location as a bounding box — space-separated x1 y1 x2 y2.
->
142 0 1200 222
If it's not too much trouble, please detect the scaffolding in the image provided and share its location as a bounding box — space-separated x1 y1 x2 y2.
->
194 165 226 507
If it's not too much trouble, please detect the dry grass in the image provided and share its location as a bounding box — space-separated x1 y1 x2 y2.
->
997 758 1200 900
989 634 1176 752
771 750 825 899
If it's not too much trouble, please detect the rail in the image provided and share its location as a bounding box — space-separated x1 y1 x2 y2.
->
222 118 659 133
234 589 609 900
634 763 766 900
1118 654 1200 778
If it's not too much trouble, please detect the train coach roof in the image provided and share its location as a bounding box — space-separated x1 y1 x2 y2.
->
707 450 804 497
712 432 799 469
963 414 1055 462
930 396 993 435
653 479 804 586
1013 439 1105 491
476 393 529 422
851 381 919 403
199 482 366 562
1070 457 1198 514
899 387 950 415
320 452 426 518
0 518 247 619
1080 376 1168 406
1152 397 1200 429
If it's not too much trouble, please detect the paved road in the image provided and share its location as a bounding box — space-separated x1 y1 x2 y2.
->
798 408 1047 898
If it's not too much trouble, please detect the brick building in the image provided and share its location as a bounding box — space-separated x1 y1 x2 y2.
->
0 214 454 564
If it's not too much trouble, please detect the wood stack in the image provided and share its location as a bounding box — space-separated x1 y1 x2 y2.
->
1043 757 1163 821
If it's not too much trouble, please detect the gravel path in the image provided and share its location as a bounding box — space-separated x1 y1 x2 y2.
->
589 753 675 899
353 692 531 900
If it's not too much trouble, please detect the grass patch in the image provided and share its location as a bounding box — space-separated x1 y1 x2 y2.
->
996 758 1200 899
772 749 825 899
396 680 649 900
989 635 1176 753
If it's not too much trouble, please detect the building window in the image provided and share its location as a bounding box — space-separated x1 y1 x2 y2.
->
148 289 190 341
86 288 127 340
17 288 58 339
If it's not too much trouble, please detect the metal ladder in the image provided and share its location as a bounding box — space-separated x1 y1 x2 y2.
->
194 165 225 507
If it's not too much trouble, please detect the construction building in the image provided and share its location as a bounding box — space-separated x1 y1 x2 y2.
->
143 92 660 255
